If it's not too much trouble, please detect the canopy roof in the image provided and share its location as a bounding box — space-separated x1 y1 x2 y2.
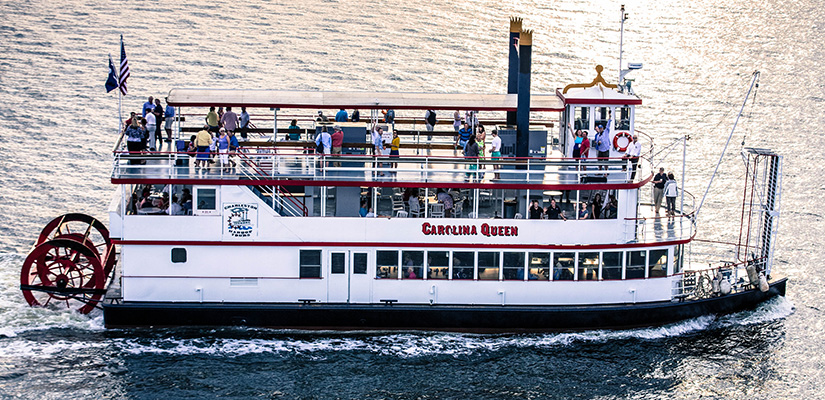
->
556 85 642 106
166 89 565 112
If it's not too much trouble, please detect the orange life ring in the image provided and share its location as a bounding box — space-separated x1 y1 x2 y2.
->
613 132 632 152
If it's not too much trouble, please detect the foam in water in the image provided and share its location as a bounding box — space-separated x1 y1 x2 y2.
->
0 297 794 359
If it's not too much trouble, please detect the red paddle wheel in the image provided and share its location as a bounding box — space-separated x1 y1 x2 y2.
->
20 214 115 314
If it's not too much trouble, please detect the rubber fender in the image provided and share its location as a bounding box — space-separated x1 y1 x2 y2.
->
720 279 732 295
759 274 769 292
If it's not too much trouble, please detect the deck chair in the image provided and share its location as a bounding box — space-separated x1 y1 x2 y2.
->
430 203 445 218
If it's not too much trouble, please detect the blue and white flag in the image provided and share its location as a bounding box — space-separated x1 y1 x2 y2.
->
105 55 119 93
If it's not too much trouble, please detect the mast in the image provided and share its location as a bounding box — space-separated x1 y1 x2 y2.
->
618 5 628 84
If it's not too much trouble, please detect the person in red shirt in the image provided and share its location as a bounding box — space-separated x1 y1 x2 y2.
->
331 126 344 167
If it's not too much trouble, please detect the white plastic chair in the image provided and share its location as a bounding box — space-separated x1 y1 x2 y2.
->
430 203 445 218
514 213 523 219
396 210 409 218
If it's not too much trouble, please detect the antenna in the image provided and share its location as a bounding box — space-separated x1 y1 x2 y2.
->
618 5 628 84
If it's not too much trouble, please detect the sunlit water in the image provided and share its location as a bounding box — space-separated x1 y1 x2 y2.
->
0 0 822 398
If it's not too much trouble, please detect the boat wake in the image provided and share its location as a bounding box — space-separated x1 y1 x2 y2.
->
0 254 795 358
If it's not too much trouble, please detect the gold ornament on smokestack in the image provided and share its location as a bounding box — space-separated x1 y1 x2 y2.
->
509 17 523 33
519 29 533 46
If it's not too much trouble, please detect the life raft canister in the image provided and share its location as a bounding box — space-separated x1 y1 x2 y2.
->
613 131 632 152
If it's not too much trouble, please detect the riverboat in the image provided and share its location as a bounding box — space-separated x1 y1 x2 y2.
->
18 16 785 331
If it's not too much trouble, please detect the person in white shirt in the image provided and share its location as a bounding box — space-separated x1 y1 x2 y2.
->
489 130 502 179
144 111 157 151
623 135 642 179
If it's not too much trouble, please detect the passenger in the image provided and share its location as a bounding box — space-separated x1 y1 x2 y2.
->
463 133 479 181
664 172 678 218
529 200 543 219
139 117 148 150
578 201 590 220
365 208 375 218
142 96 155 117
406 267 417 279
436 189 453 218
359 200 368 217
425 109 436 140
476 125 486 163
330 126 344 167
384 109 395 124
594 111 612 172
220 106 238 134
624 135 642 179
408 191 422 217
180 188 192 206
389 131 400 168
288 119 301 140
350 109 360 122
186 135 197 157
371 126 385 177
315 127 331 170
652 167 667 215
194 125 212 169
239 107 250 140
578 130 590 172
205 106 219 133
591 193 603 219
465 110 477 128
217 106 224 123
124 118 145 165
145 107 157 151
453 110 462 133
164 97 175 143
228 130 239 169
605 195 618 219
316 110 328 122
545 199 567 221
217 129 230 172
489 130 502 179
335 108 348 122
168 195 183 215
153 98 164 147
457 123 472 150
572 128 583 159
124 111 137 129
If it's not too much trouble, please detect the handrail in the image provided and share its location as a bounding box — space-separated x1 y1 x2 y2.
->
235 151 309 216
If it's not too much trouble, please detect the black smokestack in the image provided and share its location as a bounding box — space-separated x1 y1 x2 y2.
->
507 17 522 126
516 29 532 159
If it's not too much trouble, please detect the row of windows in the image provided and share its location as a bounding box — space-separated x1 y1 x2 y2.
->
299 248 678 281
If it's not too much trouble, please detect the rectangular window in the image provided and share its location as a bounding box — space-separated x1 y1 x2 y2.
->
353 253 368 274
616 106 631 130
452 251 474 280
477 252 500 280
602 251 623 280
299 250 322 278
528 252 551 281
376 250 398 279
675 245 683 274
648 249 668 278
626 251 646 279
553 252 575 281
578 252 600 281
502 252 525 280
196 188 216 210
427 251 449 280
595 107 610 132
171 248 187 263
331 252 345 274
402 251 423 280
574 106 590 131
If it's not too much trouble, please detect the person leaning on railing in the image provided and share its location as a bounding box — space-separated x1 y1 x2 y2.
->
124 118 146 165
194 125 213 169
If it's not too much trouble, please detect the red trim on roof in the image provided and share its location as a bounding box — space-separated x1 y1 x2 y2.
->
555 88 643 106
